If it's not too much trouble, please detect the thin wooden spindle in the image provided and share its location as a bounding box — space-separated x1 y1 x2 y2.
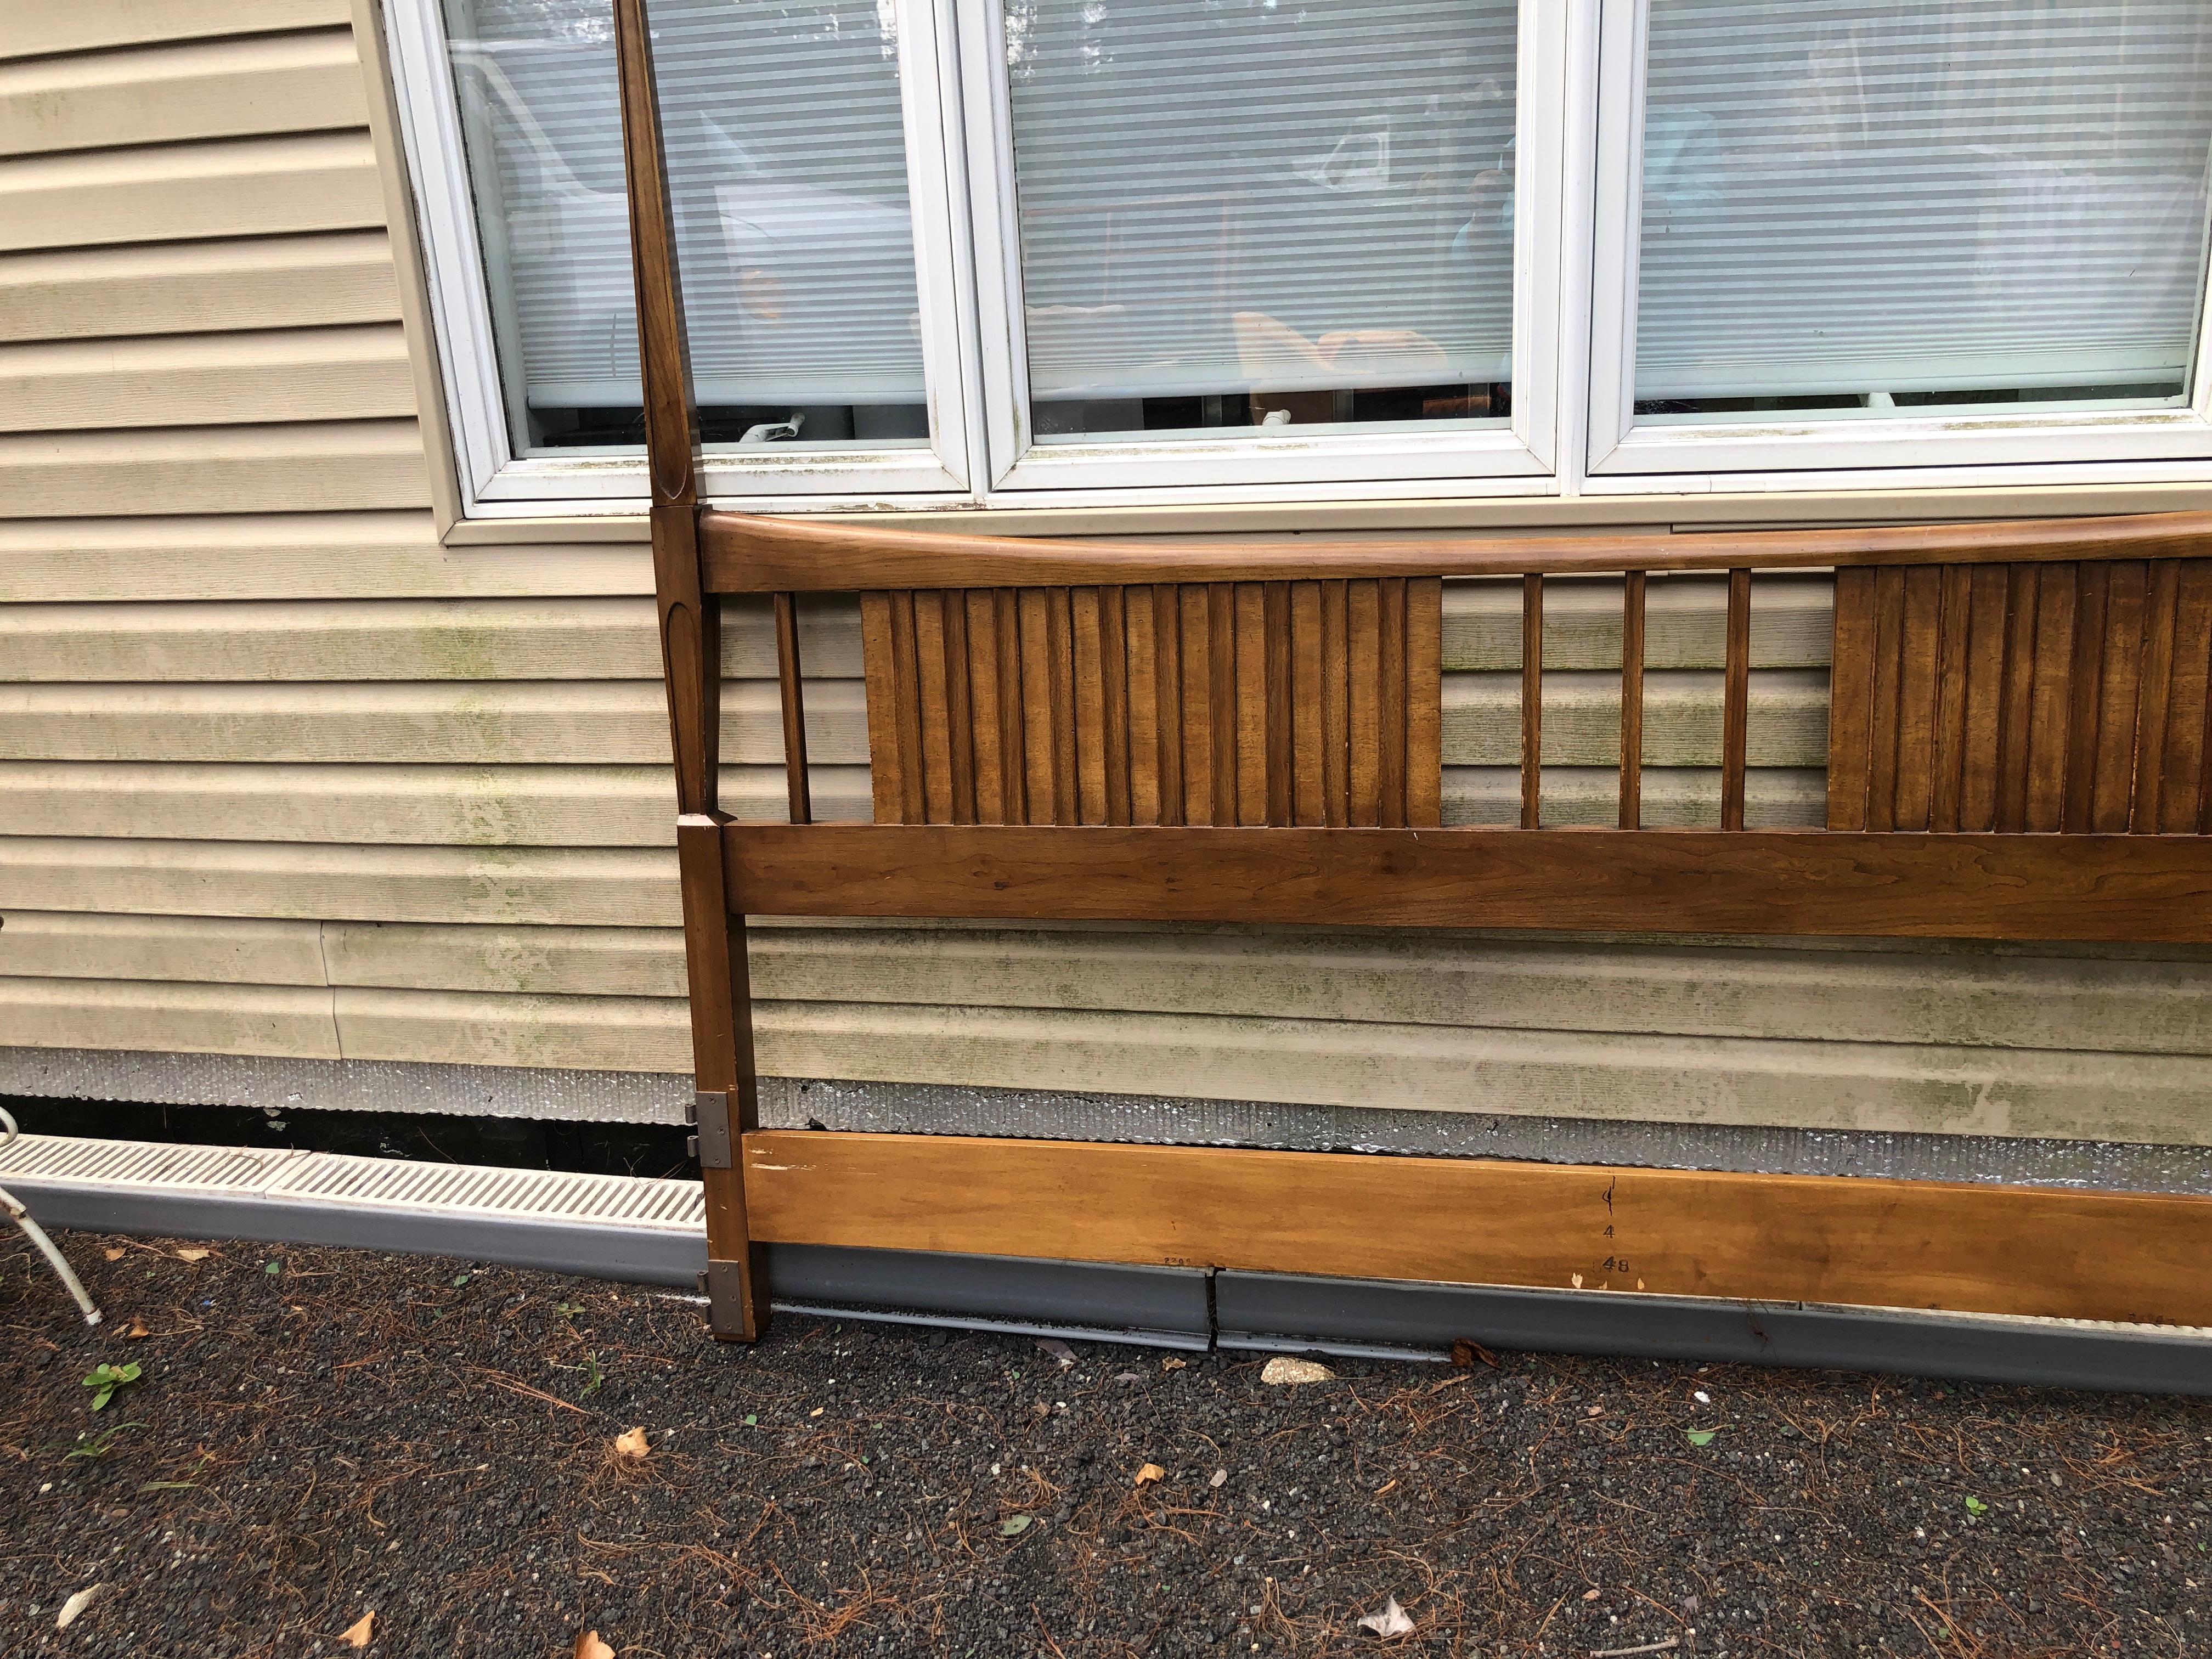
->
772 592 811 824
1521 573 1542 829
1721 567 1751 831
1620 571 1645 830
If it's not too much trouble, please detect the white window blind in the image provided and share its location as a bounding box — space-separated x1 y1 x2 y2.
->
1003 0 1519 431
444 0 924 446
1633 1 2212 414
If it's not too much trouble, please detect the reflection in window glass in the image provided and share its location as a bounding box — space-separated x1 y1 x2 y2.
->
1634 1 2212 421
1004 0 1519 443
444 0 926 455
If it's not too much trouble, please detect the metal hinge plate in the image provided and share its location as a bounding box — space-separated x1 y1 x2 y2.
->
690 1088 733 1170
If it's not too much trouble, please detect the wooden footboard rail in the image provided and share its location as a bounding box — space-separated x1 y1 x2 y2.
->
612 0 2212 1344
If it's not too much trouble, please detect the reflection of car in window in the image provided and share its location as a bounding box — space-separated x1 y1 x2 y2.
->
448 41 923 425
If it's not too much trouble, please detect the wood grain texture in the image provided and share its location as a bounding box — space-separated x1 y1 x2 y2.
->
1234 583 1268 827
1179 584 1215 825
1378 578 1409 830
2091 562 2147 836
723 822 2212 943
2025 565 2078 834
1406 578 1443 829
1206 583 1238 828
1865 567 1906 833
2062 563 2110 836
1520 574 1542 830
2169 565 2212 833
742 1131 2212 1326
911 591 953 822
1957 565 2008 834
1928 566 1972 834
1825 568 1873 831
1891 567 1941 833
1322 580 1349 827
1721 568 1752 831
1994 565 2039 833
1290 582 1325 827
771 592 811 825
2132 561 2181 834
1348 581 1382 827
1072 587 1108 825
1124 587 1161 825
1100 586 1132 827
699 507 2212 594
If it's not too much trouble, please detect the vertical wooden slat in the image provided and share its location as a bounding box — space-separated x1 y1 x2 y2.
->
1124 586 1160 826
2131 560 2180 834
1378 577 1409 830
2061 563 2109 836
1155 584 1185 827
1520 573 1543 830
1180 584 1215 825
1406 577 1443 830
940 593 975 825
1290 581 1326 827
2088 562 2147 834
911 590 954 824
1017 588 1057 825
1101 586 1132 827
772 592 812 825
2166 563 2212 833
992 588 1026 827
1927 566 1972 834
1071 587 1109 825
1891 566 1940 833
1720 567 1751 832
964 590 1005 824
888 590 927 825
1321 580 1350 827
1956 565 2009 834
1865 567 1906 833
2024 564 2078 834
1994 565 2039 834
1234 583 1270 826
1823 567 1872 832
1347 579 1382 826
1265 583 1295 827
1047 587 1079 826
1208 583 1239 828
859 591 905 824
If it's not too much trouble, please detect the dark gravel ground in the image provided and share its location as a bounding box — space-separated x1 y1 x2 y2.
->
2 1233 2208 1658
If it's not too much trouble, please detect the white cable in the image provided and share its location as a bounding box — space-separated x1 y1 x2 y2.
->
0 1107 101 1327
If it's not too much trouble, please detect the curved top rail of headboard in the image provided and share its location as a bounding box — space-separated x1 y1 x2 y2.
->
697 505 2212 594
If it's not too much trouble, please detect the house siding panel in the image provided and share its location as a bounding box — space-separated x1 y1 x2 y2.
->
3 8 2210 1152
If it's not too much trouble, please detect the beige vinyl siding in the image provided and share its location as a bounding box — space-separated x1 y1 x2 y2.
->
6 3 2212 1148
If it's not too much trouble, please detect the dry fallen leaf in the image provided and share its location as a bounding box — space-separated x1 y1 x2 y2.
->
1160 1357 1187 1372
103 1248 126 1262
121 1316 151 1340
1449 1338 1498 1369
55 1585 102 1629
1583 1588 1602 1601
613 1426 650 1460
174 1248 211 1263
1036 1338 1077 1368
574 1630 616 1659
1261 1356 1336 1385
338 1610 376 1648
1133 1463 1166 1487
1357 1596 1414 1639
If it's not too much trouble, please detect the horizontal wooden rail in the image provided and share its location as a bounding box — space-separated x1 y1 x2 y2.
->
741 1131 2212 1327
722 822 2212 941
699 506 2212 594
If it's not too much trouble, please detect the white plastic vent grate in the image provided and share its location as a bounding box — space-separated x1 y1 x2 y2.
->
0 1134 704 1234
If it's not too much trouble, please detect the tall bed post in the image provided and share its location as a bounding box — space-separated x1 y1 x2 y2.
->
613 0 767 1339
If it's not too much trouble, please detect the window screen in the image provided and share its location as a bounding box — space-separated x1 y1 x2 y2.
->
1633 0 2212 421
444 0 927 454
1003 0 1520 442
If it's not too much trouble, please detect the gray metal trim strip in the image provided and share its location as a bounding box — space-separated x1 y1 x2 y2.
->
14 1178 2207 1393
1216 1272 2212 1396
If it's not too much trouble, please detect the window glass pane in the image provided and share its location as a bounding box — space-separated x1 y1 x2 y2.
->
1003 0 1518 444
444 0 926 455
1634 1 2212 421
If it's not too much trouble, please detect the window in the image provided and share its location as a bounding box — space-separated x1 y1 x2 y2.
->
384 0 2212 515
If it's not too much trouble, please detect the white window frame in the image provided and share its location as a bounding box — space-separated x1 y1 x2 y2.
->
382 0 981 516
380 0 2212 518
956 0 1584 504
1583 0 2212 492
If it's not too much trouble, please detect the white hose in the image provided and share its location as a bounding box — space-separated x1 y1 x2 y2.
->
0 1106 101 1327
